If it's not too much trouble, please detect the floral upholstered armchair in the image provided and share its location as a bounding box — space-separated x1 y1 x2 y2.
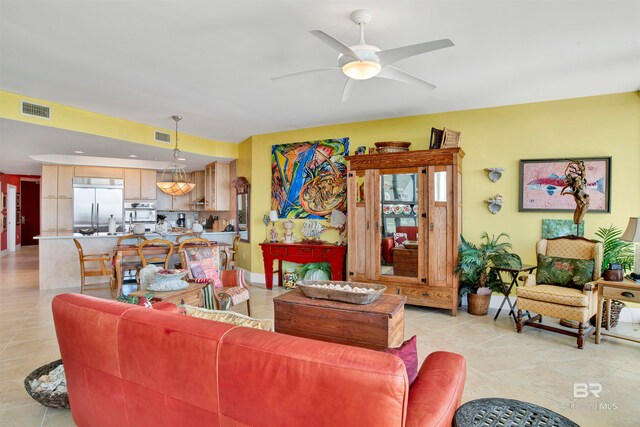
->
178 238 251 316
516 236 602 349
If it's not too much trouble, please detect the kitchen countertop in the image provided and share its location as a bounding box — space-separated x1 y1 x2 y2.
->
35 230 236 240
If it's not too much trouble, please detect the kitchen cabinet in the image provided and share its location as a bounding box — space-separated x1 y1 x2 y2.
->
190 170 205 211
41 165 58 199
57 198 73 232
346 148 464 315
140 169 157 200
74 166 123 179
57 166 74 199
204 162 230 211
41 198 58 232
123 169 141 199
125 169 158 200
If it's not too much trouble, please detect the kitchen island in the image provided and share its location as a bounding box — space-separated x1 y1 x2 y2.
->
35 231 235 290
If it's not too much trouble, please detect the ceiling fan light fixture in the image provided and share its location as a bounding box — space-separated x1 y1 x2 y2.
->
342 60 381 80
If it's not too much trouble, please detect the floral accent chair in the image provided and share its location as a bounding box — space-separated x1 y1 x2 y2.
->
179 238 251 316
516 236 603 349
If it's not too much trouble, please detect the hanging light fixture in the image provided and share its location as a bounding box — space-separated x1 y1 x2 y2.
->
156 115 195 196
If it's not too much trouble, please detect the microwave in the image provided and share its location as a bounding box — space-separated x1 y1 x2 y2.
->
124 202 157 223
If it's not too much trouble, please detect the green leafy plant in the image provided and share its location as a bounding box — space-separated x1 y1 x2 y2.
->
296 262 332 281
455 232 522 297
116 292 154 305
594 225 634 272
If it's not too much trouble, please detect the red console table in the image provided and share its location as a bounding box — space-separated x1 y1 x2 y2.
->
259 242 347 290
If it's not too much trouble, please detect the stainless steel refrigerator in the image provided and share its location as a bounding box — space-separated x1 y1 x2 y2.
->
73 177 124 233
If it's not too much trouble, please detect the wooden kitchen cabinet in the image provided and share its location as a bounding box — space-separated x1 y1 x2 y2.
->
204 162 230 211
124 169 141 199
57 166 74 199
125 169 158 200
346 148 464 315
190 170 205 211
140 169 157 200
40 198 58 232
57 198 73 232
74 166 123 179
41 165 58 198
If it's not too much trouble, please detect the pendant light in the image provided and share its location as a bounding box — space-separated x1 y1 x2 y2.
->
156 115 195 196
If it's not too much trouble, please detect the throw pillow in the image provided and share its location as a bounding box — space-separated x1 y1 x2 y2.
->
383 335 418 386
137 296 153 309
184 306 274 331
536 254 595 289
393 232 408 247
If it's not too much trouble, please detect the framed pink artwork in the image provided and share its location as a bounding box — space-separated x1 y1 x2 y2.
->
519 157 611 212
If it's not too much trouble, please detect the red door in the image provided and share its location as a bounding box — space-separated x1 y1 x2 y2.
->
21 181 40 246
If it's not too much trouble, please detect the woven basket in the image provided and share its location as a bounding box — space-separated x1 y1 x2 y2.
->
467 293 491 316
590 300 625 328
24 359 70 409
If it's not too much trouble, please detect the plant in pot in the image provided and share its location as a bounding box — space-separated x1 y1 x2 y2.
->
455 232 522 315
591 224 635 327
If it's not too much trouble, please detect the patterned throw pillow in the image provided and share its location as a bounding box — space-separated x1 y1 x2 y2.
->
393 233 408 247
536 254 595 289
181 246 222 288
383 335 418 386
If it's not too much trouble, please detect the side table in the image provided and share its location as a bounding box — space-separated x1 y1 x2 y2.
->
129 282 206 307
454 398 578 427
490 264 536 323
595 277 640 344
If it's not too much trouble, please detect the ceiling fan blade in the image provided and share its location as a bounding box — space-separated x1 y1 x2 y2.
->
377 38 454 66
271 67 340 80
377 66 436 90
310 30 362 61
341 78 356 103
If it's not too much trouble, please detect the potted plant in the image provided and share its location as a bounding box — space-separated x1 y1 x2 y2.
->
455 232 522 315
592 225 635 327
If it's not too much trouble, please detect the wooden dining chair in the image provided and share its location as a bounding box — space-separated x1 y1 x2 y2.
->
178 237 211 253
115 234 148 290
222 234 240 270
73 239 115 298
176 232 197 245
138 239 174 270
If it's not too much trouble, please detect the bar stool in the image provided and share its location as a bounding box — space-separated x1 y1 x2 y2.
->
222 234 240 270
73 239 115 298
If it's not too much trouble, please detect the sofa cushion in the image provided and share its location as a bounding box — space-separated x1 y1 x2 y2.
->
393 232 408 247
181 246 223 288
185 305 273 331
384 335 418 385
536 254 595 289
518 284 589 307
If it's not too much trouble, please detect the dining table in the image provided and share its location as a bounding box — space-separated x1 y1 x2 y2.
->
113 240 229 297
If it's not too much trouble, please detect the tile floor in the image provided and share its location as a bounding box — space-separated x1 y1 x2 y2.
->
1 246 639 426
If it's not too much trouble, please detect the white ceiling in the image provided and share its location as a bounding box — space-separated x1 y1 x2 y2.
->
0 1 639 171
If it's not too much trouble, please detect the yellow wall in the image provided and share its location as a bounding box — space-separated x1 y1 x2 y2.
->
244 92 640 274
0 90 239 159
235 136 253 270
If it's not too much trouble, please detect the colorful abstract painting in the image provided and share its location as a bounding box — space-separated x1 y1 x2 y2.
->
519 157 611 212
541 219 584 239
271 138 349 219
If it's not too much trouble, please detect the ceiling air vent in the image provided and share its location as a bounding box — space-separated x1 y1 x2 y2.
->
21 101 51 119
155 131 171 143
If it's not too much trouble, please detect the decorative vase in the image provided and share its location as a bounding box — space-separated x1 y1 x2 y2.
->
283 269 299 289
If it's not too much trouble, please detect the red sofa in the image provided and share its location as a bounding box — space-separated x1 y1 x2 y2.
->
382 225 419 264
52 294 466 426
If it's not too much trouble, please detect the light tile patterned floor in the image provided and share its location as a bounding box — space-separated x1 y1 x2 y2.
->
1 246 639 426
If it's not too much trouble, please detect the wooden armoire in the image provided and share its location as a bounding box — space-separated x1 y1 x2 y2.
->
346 148 464 316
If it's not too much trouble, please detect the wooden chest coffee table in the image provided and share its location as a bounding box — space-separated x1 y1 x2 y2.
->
273 289 406 350
130 282 206 307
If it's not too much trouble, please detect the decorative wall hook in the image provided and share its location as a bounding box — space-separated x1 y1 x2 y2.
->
484 167 505 182
485 194 503 214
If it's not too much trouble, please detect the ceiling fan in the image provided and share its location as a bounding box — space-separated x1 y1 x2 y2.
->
272 9 454 102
